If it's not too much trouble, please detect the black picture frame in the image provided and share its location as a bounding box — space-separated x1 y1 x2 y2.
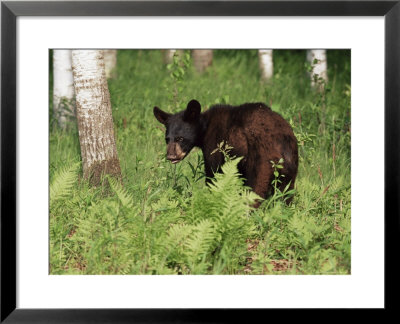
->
1 0 398 322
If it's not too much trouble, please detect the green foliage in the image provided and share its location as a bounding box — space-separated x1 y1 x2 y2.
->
50 162 80 203
165 50 192 110
49 49 351 275
107 176 134 209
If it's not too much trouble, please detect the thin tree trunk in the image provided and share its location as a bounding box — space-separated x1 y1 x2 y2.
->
307 49 328 90
192 50 213 73
53 50 75 128
163 49 177 64
71 50 121 185
307 50 328 133
162 49 185 64
258 49 273 81
103 49 117 79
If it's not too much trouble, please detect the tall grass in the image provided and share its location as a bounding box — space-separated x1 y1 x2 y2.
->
49 49 351 274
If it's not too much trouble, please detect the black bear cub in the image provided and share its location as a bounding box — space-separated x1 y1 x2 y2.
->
154 99 298 206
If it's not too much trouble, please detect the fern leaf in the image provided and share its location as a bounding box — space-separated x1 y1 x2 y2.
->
108 176 134 209
162 223 194 265
191 157 259 263
185 219 216 262
50 162 80 203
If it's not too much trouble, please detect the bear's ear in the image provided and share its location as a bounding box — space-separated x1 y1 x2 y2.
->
183 99 201 122
154 106 171 125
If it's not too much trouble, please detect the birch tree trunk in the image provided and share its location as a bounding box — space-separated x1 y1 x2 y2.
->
307 49 328 90
103 49 117 79
71 50 121 185
163 49 177 64
258 49 273 82
53 50 75 128
192 50 213 73
162 49 185 64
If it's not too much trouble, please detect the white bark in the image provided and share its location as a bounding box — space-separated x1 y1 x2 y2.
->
307 50 328 89
103 49 117 79
192 50 213 73
53 50 75 127
71 50 121 184
258 49 273 81
164 49 177 64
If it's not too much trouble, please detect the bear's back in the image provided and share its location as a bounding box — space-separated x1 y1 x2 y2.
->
203 102 293 139
201 102 297 164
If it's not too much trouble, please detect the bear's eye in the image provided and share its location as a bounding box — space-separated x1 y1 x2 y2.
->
175 136 184 142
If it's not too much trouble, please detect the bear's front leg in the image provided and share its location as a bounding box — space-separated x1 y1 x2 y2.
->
202 149 224 186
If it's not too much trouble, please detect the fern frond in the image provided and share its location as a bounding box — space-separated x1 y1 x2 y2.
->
161 223 194 267
185 219 216 262
165 223 193 250
108 176 134 209
190 157 259 271
50 162 80 203
206 158 260 222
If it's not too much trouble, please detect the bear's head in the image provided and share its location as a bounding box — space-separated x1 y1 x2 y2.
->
154 99 202 164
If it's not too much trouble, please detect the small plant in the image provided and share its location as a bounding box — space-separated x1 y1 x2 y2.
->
270 158 285 192
165 50 191 108
186 153 205 184
211 141 234 159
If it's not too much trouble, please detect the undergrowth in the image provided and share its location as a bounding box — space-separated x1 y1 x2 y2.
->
49 49 351 274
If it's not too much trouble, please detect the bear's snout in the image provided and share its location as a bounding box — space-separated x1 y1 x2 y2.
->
166 143 186 164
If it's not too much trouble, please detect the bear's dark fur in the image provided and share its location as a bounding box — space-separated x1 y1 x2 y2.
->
154 99 298 206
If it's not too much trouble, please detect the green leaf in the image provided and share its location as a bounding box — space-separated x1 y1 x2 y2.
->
50 162 80 203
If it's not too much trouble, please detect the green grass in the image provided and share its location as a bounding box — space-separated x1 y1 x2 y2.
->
49 49 351 274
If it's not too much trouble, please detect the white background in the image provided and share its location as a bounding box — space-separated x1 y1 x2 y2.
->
17 17 384 308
